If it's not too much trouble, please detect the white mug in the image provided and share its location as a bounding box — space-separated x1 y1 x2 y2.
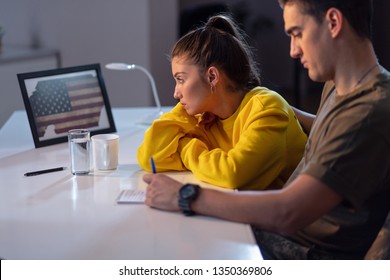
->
92 134 119 170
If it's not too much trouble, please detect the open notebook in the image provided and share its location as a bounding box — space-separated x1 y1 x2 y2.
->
116 189 146 204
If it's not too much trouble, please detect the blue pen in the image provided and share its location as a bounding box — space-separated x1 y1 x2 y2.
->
150 157 157 173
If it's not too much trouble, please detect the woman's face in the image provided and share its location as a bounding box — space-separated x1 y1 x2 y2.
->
171 56 214 116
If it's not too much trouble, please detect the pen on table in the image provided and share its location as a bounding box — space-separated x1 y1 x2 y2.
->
150 157 157 173
24 167 67 177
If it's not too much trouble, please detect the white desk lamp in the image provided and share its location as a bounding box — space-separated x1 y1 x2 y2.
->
105 62 164 124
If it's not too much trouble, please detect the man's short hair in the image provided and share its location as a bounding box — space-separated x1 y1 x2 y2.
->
278 0 373 39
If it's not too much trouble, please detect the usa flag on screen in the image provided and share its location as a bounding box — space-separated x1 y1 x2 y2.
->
29 74 104 137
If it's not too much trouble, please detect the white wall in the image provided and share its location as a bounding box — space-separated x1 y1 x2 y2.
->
0 0 178 127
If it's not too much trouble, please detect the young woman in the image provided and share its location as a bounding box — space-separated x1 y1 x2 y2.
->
137 15 307 190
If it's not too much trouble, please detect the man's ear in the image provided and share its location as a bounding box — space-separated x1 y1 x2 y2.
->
207 66 219 86
326 8 343 38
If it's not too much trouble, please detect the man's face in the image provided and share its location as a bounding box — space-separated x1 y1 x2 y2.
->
283 3 333 83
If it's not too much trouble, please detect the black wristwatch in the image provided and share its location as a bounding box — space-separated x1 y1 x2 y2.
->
178 183 200 216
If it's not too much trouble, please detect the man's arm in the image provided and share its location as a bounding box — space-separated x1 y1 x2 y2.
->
143 173 342 235
292 107 316 135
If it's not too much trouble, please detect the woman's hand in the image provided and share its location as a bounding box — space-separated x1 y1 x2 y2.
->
199 112 218 130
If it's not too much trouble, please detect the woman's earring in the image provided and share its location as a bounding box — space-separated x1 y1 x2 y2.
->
210 85 216 95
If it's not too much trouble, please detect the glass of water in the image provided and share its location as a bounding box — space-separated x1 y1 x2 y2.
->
68 129 91 175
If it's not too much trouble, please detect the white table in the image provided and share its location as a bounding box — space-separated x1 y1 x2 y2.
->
0 108 262 260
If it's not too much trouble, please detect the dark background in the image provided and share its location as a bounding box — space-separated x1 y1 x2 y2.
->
178 0 390 114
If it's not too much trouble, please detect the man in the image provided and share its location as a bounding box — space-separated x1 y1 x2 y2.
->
143 0 390 259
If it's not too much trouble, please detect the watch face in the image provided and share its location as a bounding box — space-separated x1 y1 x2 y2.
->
179 184 200 216
180 184 197 199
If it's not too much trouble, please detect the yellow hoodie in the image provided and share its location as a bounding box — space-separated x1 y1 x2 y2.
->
137 87 307 190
